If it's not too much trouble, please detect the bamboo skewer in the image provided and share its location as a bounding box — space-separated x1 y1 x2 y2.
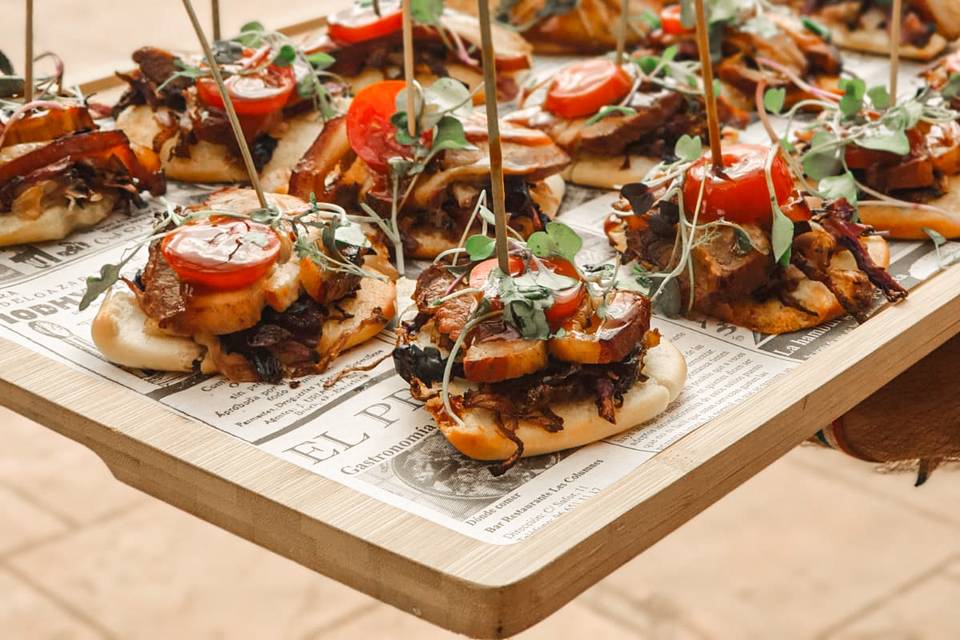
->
615 0 629 67
477 0 510 273
181 0 268 209
889 0 902 105
693 0 723 172
24 0 34 102
402 0 416 137
212 0 221 41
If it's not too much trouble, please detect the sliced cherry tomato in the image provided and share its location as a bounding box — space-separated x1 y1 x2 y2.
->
469 256 583 327
346 80 419 174
544 58 633 119
682 144 794 224
539 258 584 328
469 256 524 294
660 5 690 36
196 63 295 116
161 217 281 290
327 3 403 44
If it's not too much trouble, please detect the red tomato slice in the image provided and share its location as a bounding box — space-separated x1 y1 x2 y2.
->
544 58 633 119
660 5 690 36
469 256 524 294
346 80 429 174
328 3 403 44
468 256 584 327
196 63 295 117
161 217 281 290
682 144 794 224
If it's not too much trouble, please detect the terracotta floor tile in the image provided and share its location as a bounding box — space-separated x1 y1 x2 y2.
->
0 485 66 556
824 563 960 639
0 569 101 640
0 408 143 524
599 447 960 640
787 444 960 529
8 500 373 640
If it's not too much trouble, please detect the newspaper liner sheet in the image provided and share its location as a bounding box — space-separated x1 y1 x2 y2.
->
2 54 957 545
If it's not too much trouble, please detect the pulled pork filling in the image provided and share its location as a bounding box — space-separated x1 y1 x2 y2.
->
219 294 356 383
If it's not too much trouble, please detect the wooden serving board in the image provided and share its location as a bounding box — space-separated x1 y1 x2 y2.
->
4 13 960 639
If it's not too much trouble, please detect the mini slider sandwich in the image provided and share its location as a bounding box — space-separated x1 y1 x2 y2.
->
506 55 749 189
287 79 569 259
308 0 533 102
606 140 908 333
394 221 685 472
0 64 165 245
87 188 397 382
636 1 842 112
448 0 663 55
112 23 341 187
772 68 960 240
775 0 960 61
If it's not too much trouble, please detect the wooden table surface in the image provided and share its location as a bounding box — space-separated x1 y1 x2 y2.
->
4 7 960 638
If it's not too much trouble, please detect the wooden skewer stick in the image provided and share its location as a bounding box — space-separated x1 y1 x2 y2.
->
693 0 723 172
615 0 629 66
181 0 268 209
212 0 221 41
477 0 510 273
889 0 902 106
24 0 34 102
402 0 416 137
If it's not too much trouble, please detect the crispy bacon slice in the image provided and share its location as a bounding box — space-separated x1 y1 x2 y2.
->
0 105 95 148
0 130 165 196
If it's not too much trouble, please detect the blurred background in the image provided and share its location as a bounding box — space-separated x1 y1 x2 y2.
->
2 1 960 638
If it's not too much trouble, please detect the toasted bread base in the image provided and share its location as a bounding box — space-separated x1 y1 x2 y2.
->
426 338 686 460
91 273 397 379
116 106 325 186
709 235 891 334
562 154 660 190
0 195 116 247
858 175 960 239
825 21 948 60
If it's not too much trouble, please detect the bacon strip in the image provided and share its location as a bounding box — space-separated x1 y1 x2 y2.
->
0 130 165 196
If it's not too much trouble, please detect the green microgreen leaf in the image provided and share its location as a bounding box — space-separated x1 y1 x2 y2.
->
867 85 890 110
585 105 637 125
764 87 786 114
306 51 335 69
675 134 702 163
465 235 496 261
818 171 858 205
802 17 831 41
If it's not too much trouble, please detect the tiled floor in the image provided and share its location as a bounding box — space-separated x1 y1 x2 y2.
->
2 406 959 639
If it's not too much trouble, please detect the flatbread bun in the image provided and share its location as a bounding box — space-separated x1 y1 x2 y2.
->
92 264 397 378
858 175 960 239
824 21 948 61
116 106 325 186
563 153 660 190
709 235 891 334
407 173 566 259
0 193 116 247
426 338 686 460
